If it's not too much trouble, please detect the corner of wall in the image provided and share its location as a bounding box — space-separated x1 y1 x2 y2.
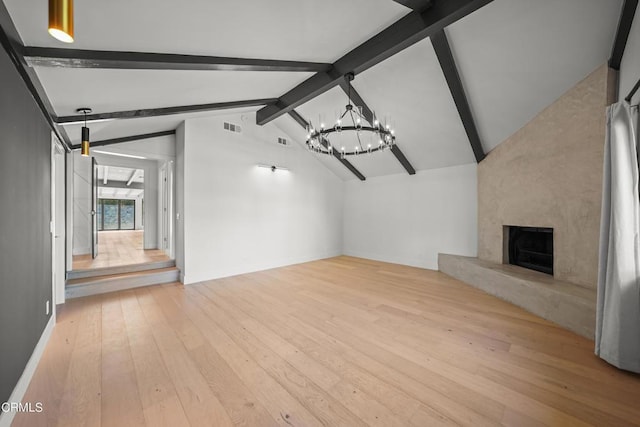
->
607 67 619 105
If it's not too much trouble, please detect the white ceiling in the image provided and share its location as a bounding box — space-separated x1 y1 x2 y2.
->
4 0 407 62
36 68 313 116
97 164 144 200
97 165 143 184
98 187 143 200
352 38 476 172
62 106 262 145
447 0 622 152
2 0 624 179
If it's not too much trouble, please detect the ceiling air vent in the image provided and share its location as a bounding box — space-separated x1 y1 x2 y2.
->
223 122 242 133
277 137 288 146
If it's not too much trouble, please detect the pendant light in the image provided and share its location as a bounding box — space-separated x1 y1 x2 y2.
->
78 108 92 157
48 0 74 43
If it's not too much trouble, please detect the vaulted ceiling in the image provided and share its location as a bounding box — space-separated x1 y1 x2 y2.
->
2 0 623 180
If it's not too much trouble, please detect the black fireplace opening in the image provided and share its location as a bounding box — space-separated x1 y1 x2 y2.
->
508 226 553 275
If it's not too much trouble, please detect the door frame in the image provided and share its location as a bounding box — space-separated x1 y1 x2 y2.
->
159 161 175 258
91 157 99 259
51 135 66 306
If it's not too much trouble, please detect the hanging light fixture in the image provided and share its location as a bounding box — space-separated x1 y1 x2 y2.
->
77 108 92 157
48 0 74 43
306 72 396 158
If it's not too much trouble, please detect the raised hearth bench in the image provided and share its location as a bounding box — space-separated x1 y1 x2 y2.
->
438 254 596 339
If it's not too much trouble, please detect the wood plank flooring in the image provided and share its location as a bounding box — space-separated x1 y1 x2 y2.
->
72 230 170 270
13 256 640 426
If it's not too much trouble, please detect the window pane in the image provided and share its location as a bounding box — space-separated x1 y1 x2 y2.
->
120 200 135 230
97 200 103 231
102 199 119 230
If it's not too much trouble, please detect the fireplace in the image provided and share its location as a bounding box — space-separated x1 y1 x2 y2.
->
507 226 553 275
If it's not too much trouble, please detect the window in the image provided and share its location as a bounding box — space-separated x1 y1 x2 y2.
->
97 199 136 231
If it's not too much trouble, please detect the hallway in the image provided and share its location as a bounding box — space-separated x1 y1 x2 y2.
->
72 230 170 270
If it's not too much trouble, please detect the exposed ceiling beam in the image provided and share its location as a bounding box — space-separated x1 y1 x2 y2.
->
23 46 331 73
256 0 494 125
431 30 485 162
57 98 277 124
126 169 140 187
609 0 639 70
339 78 416 175
103 166 109 185
391 0 433 12
70 130 175 150
288 110 366 181
99 180 144 190
0 2 71 151
626 77 640 102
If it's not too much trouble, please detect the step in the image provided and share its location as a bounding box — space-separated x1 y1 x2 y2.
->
66 267 180 299
438 254 596 339
67 259 176 280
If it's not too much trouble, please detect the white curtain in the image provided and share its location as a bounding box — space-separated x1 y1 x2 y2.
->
595 101 640 373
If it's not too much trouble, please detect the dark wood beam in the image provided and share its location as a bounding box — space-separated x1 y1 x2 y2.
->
0 3 71 151
56 98 277 124
256 0 494 125
338 79 416 175
609 0 639 70
431 30 485 162
23 46 331 73
626 77 640 103
288 110 366 181
70 130 175 150
391 0 433 12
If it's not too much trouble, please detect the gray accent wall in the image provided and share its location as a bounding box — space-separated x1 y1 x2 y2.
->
0 37 53 403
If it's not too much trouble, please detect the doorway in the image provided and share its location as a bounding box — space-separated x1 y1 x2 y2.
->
72 164 169 270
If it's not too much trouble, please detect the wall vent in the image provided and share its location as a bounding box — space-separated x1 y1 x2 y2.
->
277 137 288 146
223 122 242 133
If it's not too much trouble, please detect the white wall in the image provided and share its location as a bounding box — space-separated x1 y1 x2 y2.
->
178 113 343 284
134 194 143 230
176 123 185 281
343 163 478 270
619 7 640 104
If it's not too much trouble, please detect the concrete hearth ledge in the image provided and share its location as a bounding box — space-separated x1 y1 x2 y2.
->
438 254 596 339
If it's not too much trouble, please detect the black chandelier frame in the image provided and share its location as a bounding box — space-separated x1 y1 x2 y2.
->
305 73 396 158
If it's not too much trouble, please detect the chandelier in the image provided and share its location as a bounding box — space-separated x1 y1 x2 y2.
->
306 73 395 158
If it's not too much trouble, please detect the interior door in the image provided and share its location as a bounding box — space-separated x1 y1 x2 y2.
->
91 157 99 259
160 164 169 251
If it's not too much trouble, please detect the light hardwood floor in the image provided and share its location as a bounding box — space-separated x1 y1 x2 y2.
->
14 257 640 426
72 230 170 270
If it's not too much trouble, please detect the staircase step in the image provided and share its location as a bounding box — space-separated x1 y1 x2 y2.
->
67 260 176 280
66 267 180 299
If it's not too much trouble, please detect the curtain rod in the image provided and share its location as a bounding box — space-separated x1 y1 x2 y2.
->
625 76 640 103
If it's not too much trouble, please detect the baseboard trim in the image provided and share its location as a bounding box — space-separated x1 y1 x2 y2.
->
342 249 437 271
182 252 342 285
0 315 55 427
